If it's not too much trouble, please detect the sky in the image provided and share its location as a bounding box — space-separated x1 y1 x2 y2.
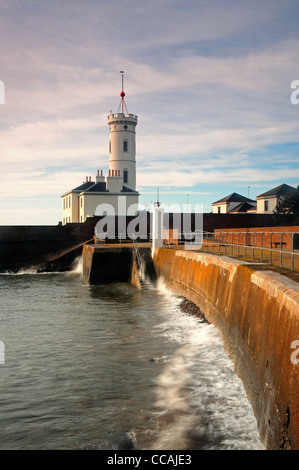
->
0 0 299 225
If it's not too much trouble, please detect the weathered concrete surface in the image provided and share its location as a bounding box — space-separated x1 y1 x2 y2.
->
82 245 134 285
0 224 95 272
82 244 156 288
152 248 299 450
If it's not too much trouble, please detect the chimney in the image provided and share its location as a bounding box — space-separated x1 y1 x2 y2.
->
95 169 105 183
86 176 88 182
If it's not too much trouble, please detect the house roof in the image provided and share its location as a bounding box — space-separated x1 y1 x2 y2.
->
83 182 107 193
72 181 95 192
257 183 296 199
121 185 137 193
213 192 256 205
83 183 138 194
63 180 139 196
61 181 95 196
229 202 256 213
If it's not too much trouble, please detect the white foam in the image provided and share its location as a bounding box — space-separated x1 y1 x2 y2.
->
148 284 264 450
66 256 83 276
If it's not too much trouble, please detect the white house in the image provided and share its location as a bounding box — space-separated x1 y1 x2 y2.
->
256 184 296 214
212 192 256 214
62 77 139 225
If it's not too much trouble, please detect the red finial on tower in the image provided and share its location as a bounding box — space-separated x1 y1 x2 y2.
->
117 71 128 114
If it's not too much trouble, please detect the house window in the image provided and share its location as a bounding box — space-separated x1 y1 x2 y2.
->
218 206 221 214
63 199 65 210
80 198 83 208
123 139 128 152
69 196 71 208
124 169 128 183
264 200 269 211
66 198 68 209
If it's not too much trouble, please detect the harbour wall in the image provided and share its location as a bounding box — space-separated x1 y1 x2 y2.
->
152 248 299 450
0 213 289 271
0 223 95 272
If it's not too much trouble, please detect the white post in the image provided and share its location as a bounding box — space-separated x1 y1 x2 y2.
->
152 205 164 256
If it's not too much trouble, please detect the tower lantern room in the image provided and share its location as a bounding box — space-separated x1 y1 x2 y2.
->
108 71 138 192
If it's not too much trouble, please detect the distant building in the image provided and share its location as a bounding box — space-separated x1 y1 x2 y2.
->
212 192 256 214
61 74 139 225
256 184 296 214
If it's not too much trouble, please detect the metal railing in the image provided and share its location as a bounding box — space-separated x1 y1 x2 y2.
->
94 233 152 245
198 230 299 271
93 229 299 271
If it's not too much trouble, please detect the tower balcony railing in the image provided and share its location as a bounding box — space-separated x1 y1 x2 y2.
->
108 112 138 119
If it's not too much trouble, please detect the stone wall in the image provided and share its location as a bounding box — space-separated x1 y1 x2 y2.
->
0 213 294 271
152 248 299 450
0 221 97 272
214 226 299 250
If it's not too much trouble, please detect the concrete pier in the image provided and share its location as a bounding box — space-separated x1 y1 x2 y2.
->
82 245 134 285
82 243 156 287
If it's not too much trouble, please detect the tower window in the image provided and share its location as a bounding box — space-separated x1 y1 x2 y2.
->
109 141 111 153
124 169 128 184
123 139 128 152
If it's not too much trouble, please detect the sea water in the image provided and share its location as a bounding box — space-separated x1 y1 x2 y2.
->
0 258 264 450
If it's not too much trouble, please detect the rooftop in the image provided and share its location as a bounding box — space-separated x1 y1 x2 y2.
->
229 202 257 213
213 192 256 205
257 183 296 198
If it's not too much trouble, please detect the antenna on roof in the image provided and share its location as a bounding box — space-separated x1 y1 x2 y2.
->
117 71 128 114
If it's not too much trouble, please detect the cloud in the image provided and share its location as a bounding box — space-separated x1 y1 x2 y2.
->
137 164 299 188
0 0 299 224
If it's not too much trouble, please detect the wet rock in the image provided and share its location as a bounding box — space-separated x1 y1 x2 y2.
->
178 297 209 323
117 433 135 450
